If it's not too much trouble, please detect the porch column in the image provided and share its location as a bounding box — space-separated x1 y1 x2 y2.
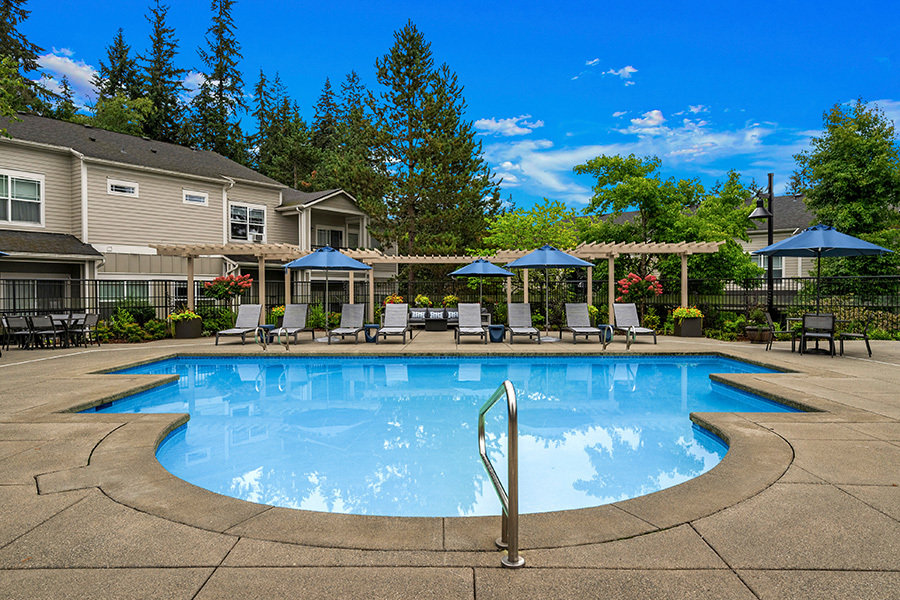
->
368 268 375 323
258 256 266 325
608 255 616 326
523 269 529 303
586 265 593 307
186 256 195 311
284 266 292 305
506 276 511 306
681 253 689 308
349 271 355 304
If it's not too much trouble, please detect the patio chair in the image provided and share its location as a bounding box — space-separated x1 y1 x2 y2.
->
564 303 612 348
69 313 101 348
455 303 487 344
215 304 263 346
612 303 657 350
376 303 410 344
3 316 34 350
508 303 540 344
764 311 797 352
330 304 365 344
799 313 836 356
838 314 872 357
28 315 66 348
274 304 314 345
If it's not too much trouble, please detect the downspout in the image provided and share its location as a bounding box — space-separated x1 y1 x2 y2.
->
222 176 236 244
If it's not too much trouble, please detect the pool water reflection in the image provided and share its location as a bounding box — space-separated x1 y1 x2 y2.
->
93 356 792 517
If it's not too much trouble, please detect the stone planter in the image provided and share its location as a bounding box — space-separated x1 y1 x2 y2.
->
173 318 202 339
745 325 771 344
674 317 702 337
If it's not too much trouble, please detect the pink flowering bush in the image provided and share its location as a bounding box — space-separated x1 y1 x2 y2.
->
615 272 663 306
203 274 253 300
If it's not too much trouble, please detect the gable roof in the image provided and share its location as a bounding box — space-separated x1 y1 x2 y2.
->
280 188 349 208
0 229 103 257
748 194 814 232
0 114 283 187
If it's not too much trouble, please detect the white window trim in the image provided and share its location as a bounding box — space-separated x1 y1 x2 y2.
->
107 178 139 198
0 167 45 227
229 201 267 242
316 225 346 248
183 189 209 206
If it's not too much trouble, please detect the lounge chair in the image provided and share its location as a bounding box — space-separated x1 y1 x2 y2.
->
215 304 263 345
455 303 487 344
274 304 314 346
564 303 612 348
838 313 872 357
330 304 365 344
376 303 410 344
800 313 835 356
612 303 657 350
508 303 540 344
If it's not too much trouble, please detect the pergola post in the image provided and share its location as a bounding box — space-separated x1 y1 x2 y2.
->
523 269 529 303
506 276 511 306
368 268 375 323
284 266 292 305
586 265 593 307
349 271 355 304
608 255 616 326
186 256 195 311
681 253 689 308
258 256 266 325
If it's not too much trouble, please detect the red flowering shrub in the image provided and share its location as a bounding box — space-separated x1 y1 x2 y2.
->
203 274 253 300
615 272 663 304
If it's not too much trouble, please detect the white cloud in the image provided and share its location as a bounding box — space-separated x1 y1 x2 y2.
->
181 71 206 101
689 104 707 114
603 65 638 85
585 58 600 66
474 114 544 137
37 50 98 107
612 111 628 118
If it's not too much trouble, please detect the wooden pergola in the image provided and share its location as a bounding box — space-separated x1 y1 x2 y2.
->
152 241 724 324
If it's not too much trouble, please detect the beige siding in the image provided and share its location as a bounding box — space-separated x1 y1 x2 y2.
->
0 142 76 234
86 165 224 245
741 231 811 278
316 194 364 215
227 182 290 243
99 253 223 277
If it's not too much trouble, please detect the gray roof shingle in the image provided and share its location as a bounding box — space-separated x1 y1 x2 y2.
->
1 114 283 187
280 188 344 207
0 229 103 257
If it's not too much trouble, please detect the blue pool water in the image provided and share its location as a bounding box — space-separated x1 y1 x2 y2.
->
92 356 792 517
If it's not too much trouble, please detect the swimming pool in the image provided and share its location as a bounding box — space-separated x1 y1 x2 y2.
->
93 355 792 517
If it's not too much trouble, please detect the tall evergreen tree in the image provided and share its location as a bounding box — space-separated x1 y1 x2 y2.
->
370 21 500 279
189 0 247 162
0 0 50 113
93 28 141 101
53 75 77 121
312 77 338 151
140 0 185 143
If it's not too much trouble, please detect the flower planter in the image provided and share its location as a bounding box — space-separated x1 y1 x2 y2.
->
674 317 702 337
173 319 202 339
745 326 771 344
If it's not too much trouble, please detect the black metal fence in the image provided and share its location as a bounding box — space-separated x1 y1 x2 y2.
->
3 275 899 332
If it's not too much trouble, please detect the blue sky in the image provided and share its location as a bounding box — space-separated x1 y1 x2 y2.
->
25 0 900 210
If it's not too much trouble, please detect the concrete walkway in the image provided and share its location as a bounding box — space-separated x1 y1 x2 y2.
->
1 332 898 599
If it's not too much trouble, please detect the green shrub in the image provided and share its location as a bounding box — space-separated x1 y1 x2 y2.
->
95 321 112 343
308 303 326 329
197 307 233 335
143 319 169 340
493 302 508 325
643 307 660 331
115 299 156 325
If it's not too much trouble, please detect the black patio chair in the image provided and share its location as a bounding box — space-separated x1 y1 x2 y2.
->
3 316 34 350
28 315 66 349
838 314 872 358
764 311 798 352
799 313 836 356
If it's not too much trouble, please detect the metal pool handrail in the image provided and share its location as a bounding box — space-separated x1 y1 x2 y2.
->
478 379 525 568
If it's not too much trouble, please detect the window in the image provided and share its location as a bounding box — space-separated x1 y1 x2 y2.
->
0 171 44 225
316 228 343 248
107 178 139 197
183 189 208 206
753 255 783 279
230 203 266 241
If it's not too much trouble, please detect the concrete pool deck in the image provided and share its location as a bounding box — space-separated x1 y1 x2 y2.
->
1 332 899 598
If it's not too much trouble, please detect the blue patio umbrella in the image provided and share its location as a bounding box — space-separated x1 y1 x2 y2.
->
283 246 372 317
449 258 513 302
753 224 893 312
506 245 593 340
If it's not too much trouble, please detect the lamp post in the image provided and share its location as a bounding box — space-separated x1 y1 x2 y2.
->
749 173 775 315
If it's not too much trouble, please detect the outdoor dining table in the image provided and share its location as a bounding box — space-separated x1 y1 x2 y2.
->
49 314 86 348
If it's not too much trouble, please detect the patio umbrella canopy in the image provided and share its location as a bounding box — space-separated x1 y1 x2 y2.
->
449 258 513 302
283 247 372 329
753 224 893 312
506 245 593 340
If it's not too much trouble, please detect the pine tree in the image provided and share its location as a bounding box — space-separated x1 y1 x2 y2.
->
53 75 77 121
93 28 141 101
312 78 338 151
370 21 500 279
189 0 247 162
0 0 50 113
140 0 185 143
248 68 272 168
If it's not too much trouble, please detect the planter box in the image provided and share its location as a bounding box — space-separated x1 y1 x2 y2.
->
173 319 202 339
674 317 702 337
745 326 771 344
